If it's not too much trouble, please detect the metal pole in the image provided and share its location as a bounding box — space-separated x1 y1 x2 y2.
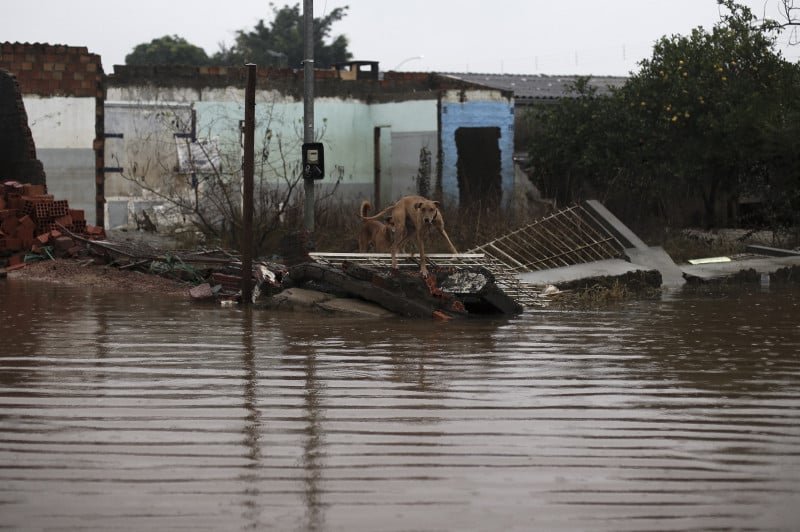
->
303 0 315 232
241 63 256 304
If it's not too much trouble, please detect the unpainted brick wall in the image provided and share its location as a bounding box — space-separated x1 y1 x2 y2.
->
108 64 502 103
0 42 103 97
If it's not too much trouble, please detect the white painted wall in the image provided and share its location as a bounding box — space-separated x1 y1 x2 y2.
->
24 96 96 148
22 95 98 224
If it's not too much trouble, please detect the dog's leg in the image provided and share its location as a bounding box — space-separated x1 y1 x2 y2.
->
415 231 429 277
439 228 458 254
391 234 411 269
391 226 404 269
433 218 458 254
389 207 409 270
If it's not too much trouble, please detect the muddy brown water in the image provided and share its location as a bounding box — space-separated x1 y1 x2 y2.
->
1 280 799 531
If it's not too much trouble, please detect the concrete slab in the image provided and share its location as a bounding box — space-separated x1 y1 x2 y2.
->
317 298 395 318
624 246 686 287
517 259 645 285
745 244 800 257
681 255 800 281
262 287 333 310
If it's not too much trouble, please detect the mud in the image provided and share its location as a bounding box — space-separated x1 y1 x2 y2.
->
7 258 190 296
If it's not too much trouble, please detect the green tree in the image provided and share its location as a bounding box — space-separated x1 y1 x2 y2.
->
527 0 800 230
125 35 210 66
527 78 614 205
211 3 352 68
744 62 800 233
621 0 794 226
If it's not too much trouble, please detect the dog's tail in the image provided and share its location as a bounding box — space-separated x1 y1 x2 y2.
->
360 200 372 218
360 200 395 222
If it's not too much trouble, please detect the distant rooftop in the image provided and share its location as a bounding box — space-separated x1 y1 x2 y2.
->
440 73 627 103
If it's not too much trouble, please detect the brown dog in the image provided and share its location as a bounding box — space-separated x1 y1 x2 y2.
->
357 200 393 252
361 195 457 277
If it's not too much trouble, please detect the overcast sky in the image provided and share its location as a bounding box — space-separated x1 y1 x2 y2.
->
2 0 796 76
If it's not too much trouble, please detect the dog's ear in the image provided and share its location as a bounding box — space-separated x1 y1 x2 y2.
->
414 202 423 210
433 201 441 208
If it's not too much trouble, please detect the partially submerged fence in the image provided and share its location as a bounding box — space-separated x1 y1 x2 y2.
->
467 202 626 272
310 202 629 308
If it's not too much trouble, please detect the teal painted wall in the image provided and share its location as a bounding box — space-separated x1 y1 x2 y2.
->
194 98 438 200
105 84 515 227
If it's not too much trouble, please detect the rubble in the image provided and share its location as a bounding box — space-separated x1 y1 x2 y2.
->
259 286 395 318
6 183 797 316
279 262 523 319
0 180 105 267
2 181 288 302
681 252 800 284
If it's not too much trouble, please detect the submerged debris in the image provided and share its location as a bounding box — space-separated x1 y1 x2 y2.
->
7 182 797 315
771 265 800 283
546 269 663 308
279 261 522 319
555 269 663 293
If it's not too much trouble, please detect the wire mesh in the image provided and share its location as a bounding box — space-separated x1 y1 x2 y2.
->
310 203 628 308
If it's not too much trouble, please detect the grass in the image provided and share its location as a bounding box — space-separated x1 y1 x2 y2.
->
659 231 746 264
310 198 542 254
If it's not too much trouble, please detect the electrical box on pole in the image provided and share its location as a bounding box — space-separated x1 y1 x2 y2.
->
302 142 324 180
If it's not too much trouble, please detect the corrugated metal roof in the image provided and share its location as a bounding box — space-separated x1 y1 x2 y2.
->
440 73 627 102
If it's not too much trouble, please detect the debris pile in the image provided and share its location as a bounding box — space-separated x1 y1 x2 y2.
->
278 261 523 319
0 181 288 300
188 260 287 303
0 180 105 269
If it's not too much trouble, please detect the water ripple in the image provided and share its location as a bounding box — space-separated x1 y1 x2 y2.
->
1 282 799 530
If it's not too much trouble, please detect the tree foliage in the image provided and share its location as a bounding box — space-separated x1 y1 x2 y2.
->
125 3 352 69
125 35 210 66
211 3 352 68
527 0 800 231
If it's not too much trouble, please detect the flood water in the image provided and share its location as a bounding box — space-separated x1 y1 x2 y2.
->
1 279 799 531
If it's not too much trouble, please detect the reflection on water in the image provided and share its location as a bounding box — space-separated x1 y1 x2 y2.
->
1 280 799 531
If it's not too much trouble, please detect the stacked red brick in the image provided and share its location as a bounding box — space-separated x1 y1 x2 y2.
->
0 180 104 266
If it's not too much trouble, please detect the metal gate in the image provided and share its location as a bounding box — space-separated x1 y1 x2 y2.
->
468 203 626 272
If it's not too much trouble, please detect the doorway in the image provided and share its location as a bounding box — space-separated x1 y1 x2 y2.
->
454 127 501 208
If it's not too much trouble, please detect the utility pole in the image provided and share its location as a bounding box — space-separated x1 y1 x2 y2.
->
302 0 315 232
241 63 256 304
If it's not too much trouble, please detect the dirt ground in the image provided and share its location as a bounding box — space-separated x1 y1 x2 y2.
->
8 258 191 297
